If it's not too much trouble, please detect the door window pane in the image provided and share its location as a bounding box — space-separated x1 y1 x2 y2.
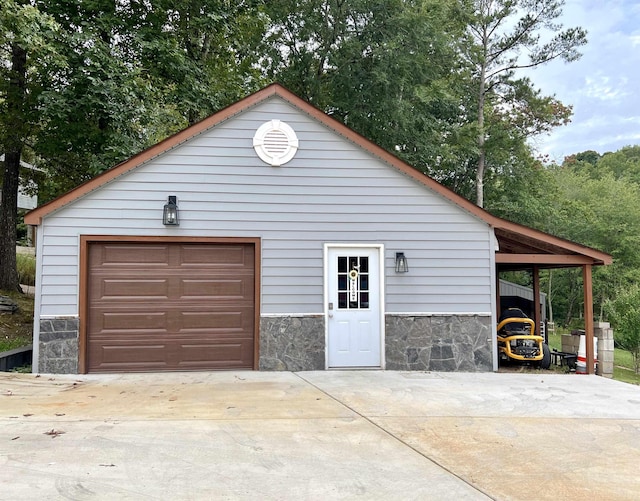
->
338 292 348 309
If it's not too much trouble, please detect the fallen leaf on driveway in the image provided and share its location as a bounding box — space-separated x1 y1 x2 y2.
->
44 429 65 438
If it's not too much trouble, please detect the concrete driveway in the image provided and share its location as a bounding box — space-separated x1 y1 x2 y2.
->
1 371 639 500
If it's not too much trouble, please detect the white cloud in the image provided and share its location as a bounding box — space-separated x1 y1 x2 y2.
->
524 0 640 160
582 75 630 101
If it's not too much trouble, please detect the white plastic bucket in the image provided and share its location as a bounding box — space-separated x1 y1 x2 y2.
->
576 334 598 374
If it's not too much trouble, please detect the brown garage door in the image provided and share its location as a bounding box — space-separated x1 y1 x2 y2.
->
86 241 255 372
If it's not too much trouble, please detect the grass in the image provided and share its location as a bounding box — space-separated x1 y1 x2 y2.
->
0 289 34 352
613 365 640 385
548 328 639 385
547 331 562 352
0 251 36 353
16 252 36 286
613 347 637 371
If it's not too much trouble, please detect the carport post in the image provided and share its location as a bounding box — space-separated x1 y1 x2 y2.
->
583 264 595 375
533 266 542 339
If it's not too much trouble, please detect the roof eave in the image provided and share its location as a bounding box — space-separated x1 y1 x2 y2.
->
21 83 614 269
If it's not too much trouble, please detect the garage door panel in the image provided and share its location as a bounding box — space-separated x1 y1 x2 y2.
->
91 274 253 301
100 311 168 331
87 241 256 372
179 310 252 332
178 245 254 268
89 340 253 372
100 279 170 299
178 340 254 368
180 278 250 299
100 244 171 266
91 343 169 371
90 308 253 332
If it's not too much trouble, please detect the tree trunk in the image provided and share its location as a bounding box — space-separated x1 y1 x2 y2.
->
0 152 21 292
476 28 488 209
0 42 27 292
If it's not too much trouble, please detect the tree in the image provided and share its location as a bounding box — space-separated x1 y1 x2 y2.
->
605 284 640 374
263 0 472 185
465 0 586 207
538 158 640 325
35 0 268 196
1 1 269 290
136 0 267 127
32 3 141 193
595 146 640 185
0 0 62 291
483 151 560 229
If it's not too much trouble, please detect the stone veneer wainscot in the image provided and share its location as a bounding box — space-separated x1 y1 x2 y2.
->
259 314 493 372
37 314 493 374
385 314 493 372
39 318 79 374
259 316 325 371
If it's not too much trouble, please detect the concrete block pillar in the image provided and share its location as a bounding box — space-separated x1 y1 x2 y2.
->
594 322 614 378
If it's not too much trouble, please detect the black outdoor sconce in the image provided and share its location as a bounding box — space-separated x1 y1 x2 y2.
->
395 252 409 273
163 195 179 226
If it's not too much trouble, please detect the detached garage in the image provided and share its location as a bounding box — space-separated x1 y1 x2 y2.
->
25 84 611 374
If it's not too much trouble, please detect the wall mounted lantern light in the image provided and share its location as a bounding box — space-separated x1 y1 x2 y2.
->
395 252 409 273
163 195 179 226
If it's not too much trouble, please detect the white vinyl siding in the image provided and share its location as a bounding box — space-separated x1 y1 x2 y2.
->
36 97 494 317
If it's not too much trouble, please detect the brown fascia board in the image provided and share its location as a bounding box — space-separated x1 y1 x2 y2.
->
20 84 613 266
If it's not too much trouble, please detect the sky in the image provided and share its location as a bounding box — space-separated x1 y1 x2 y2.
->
524 0 640 163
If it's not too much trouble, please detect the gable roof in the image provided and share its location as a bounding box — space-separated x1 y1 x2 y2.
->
25 83 611 268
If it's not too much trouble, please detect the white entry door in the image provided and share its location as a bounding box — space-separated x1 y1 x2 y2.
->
326 246 382 368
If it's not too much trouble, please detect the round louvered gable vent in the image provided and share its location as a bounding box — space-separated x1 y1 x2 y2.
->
253 120 299 166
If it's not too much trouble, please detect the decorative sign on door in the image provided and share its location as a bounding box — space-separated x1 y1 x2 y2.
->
337 256 369 309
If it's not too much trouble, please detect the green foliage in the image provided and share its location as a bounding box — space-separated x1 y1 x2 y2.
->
263 0 469 186
0 0 66 290
7 0 270 202
605 285 640 374
596 146 640 185
485 154 560 228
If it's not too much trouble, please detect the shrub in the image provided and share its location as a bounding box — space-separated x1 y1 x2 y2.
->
605 285 640 375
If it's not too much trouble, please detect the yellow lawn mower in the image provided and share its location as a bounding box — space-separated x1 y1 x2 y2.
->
497 308 551 369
